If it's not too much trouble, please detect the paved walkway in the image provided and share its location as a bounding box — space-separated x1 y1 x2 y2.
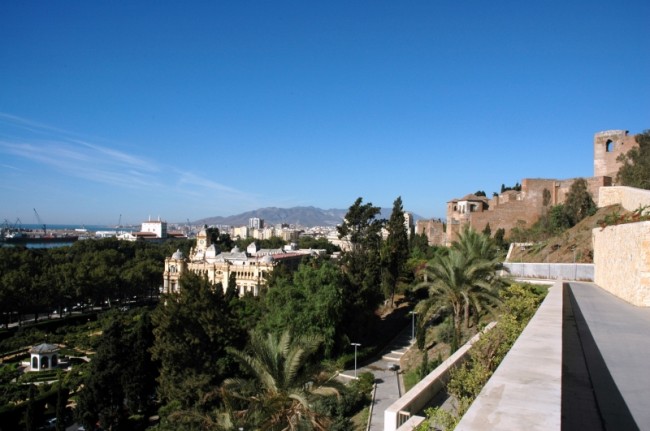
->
569 282 650 430
338 326 413 431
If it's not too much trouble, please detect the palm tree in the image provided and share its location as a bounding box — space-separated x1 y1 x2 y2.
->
416 229 506 351
221 330 338 430
452 225 500 261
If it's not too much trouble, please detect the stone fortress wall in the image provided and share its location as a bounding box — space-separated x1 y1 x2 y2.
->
442 130 636 244
465 177 610 239
594 129 638 180
415 219 446 246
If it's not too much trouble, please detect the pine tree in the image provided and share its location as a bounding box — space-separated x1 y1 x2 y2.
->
76 320 128 430
123 311 157 416
337 198 384 340
55 375 68 431
24 384 37 431
563 178 596 226
384 196 409 307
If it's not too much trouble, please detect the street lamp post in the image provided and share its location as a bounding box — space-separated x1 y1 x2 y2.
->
351 343 361 378
410 311 417 342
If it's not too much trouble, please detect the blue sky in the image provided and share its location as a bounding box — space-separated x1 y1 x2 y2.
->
1 1 648 226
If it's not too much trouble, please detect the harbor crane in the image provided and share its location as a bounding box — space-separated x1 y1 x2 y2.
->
33 208 46 235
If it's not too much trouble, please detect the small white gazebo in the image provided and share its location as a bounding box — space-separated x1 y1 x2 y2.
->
29 343 60 371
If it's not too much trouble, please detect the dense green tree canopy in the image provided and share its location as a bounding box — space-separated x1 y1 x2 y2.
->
617 130 650 189
260 260 344 356
76 319 130 429
0 238 192 326
150 272 244 414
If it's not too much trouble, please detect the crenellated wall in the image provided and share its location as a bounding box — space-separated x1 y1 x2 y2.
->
445 129 638 243
448 177 609 241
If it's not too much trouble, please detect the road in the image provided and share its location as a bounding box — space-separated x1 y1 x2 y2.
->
338 326 412 430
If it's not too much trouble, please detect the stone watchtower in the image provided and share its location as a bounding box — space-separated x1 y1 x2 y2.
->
594 130 638 181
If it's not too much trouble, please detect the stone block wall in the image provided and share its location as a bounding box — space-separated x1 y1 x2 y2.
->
593 221 650 306
594 130 638 180
448 176 609 242
415 219 445 246
598 186 650 212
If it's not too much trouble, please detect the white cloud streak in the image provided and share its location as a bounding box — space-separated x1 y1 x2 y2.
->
0 113 253 202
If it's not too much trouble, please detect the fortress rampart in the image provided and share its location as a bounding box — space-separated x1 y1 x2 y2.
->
415 219 446 246
447 176 610 243
594 130 638 180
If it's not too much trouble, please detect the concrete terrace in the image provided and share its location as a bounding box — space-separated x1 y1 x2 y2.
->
456 281 650 430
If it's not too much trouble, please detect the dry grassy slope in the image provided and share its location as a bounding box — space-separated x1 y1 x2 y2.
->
507 204 626 264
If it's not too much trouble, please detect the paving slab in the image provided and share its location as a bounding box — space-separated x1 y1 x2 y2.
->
569 282 650 430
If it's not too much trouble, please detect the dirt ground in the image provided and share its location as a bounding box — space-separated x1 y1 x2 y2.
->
507 204 626 264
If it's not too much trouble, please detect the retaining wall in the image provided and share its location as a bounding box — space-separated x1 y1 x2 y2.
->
455 282 563 430
593 221 650 306
598 186 650 211
384 322 496 431
504 263 594 281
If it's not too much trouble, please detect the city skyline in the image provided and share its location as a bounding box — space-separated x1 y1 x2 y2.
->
1 1 649 225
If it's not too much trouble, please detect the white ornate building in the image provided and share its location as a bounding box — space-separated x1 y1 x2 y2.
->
162 227 311 296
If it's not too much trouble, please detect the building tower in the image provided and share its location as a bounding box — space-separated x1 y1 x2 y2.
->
594 130 638 181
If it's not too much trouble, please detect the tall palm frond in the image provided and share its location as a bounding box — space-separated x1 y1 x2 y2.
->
416 228 507 350
222 330 337 430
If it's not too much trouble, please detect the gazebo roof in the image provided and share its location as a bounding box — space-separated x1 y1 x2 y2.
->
29 343 59 354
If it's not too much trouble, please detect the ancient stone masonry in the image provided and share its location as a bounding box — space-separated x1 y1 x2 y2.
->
447 177 610 243
594 130 638 181
415 218 446 246
445 130 636 243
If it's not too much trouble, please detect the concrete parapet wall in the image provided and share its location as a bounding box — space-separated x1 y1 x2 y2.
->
598 186 650 212
593 221 650 306
456 282 563 430
504 263 594 281
385 322 496 431
395 416 425 430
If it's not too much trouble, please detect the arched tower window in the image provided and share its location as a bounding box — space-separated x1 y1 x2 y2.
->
606 140 615 152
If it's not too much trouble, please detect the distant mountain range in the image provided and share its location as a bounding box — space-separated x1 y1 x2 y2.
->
193 206 423 228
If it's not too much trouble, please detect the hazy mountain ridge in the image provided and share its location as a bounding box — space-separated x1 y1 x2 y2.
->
193 206 422 228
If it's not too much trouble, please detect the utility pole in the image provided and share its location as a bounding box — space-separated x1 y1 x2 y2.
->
410 311 418 342
351 343 361 378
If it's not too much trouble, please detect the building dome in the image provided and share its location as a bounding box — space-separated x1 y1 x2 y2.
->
29 343 59 354
231 246 241 253
172 249 185 260
205 244 218 259
261 255 275 264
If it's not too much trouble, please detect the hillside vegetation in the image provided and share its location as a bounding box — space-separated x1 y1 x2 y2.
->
507 204 626 264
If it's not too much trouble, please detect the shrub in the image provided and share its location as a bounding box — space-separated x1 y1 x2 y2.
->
418 283 546 430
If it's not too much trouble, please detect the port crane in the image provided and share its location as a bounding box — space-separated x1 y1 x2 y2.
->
33 208 46 235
